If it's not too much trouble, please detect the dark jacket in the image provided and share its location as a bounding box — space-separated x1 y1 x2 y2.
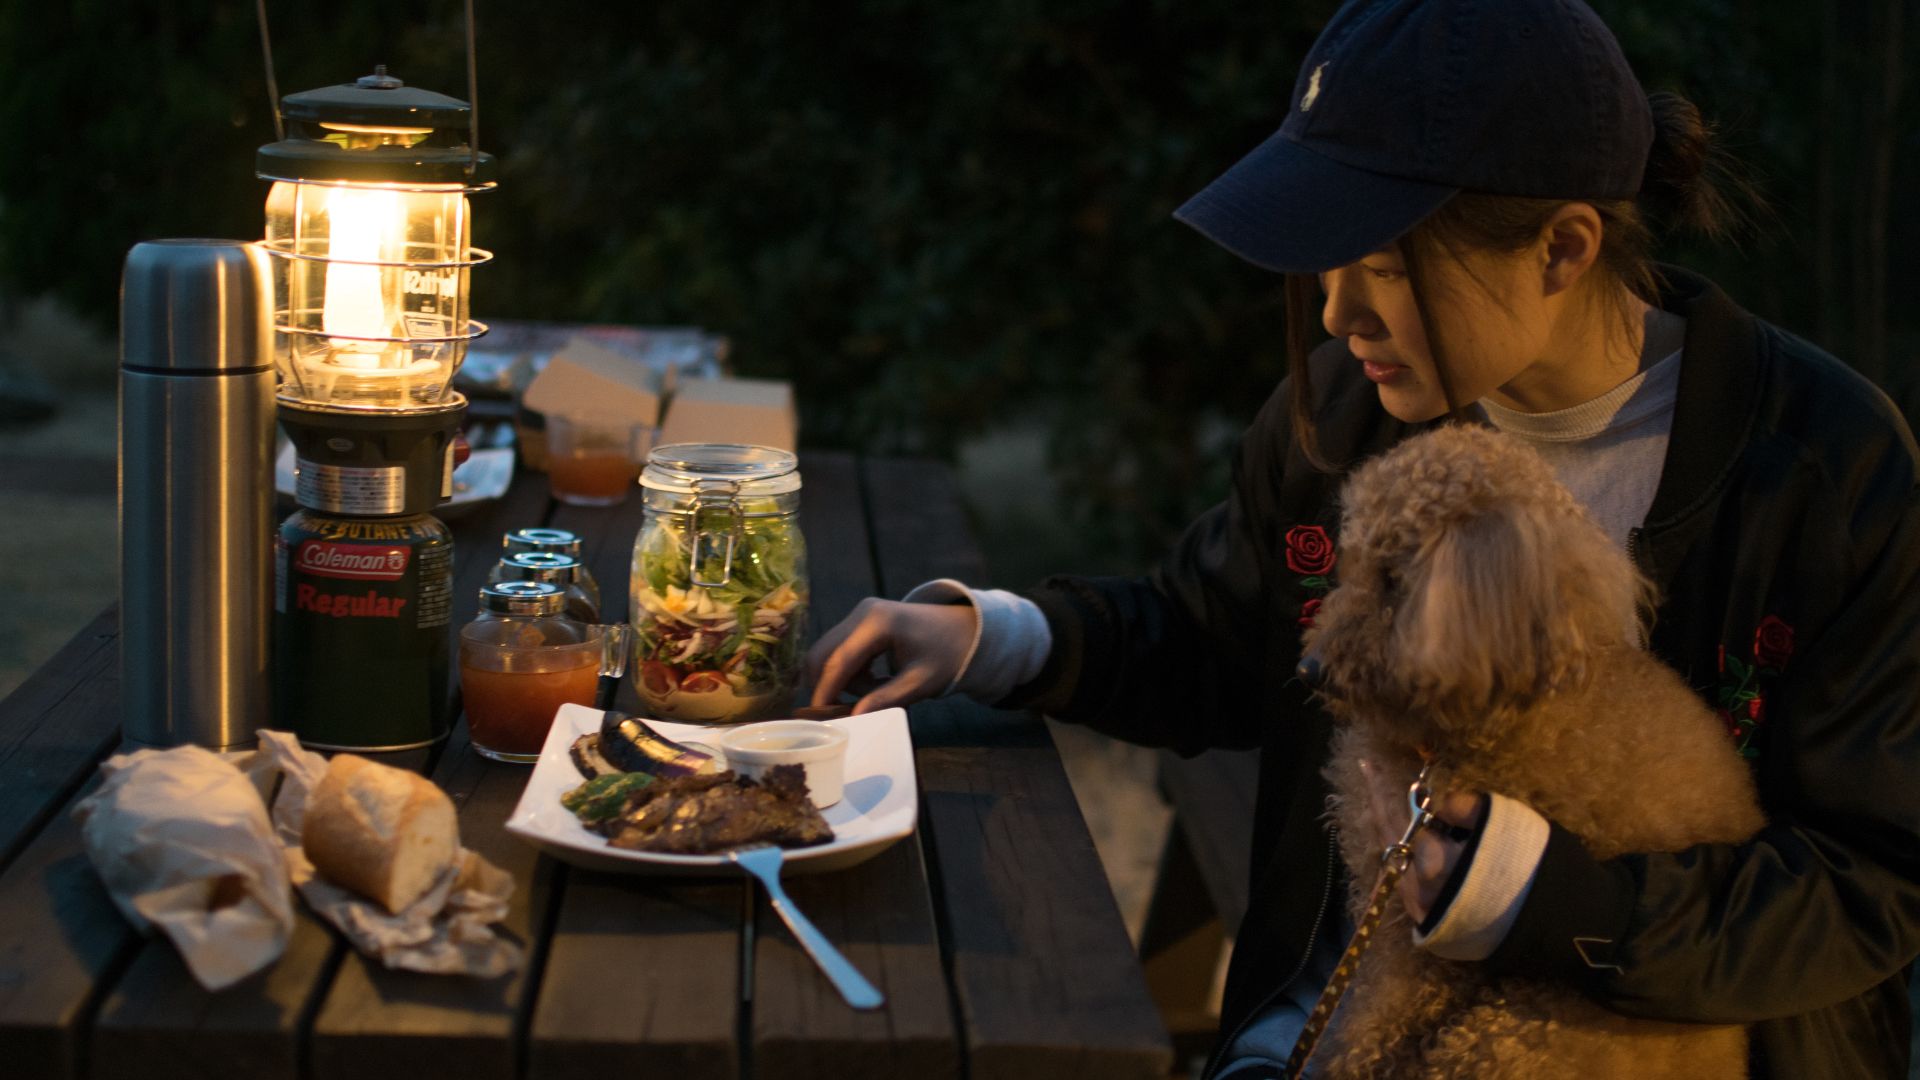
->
1010 268 1920 1078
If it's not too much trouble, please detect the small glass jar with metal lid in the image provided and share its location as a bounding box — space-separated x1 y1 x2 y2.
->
459 581 604 762
488 527 600 611
630 444 807 725
495 552 599 623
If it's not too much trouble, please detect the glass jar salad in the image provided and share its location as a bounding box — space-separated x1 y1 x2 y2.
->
630 444 807 724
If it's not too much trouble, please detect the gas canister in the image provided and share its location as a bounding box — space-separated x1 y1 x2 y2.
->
274 508 453 750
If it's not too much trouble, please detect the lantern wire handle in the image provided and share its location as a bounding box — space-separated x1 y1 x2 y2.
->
251 0 482 169
465 0 481 180
255 0 285 143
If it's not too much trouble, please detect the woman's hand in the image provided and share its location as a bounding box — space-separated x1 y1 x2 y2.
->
1358 759 1486 925
804 598 976 715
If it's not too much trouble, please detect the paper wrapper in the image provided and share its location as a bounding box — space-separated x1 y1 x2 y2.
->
250 732 522 977
73 743 296 990
75 730 522 989
294 847 521 978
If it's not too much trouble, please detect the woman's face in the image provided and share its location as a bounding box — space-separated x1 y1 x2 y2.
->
1319 242 1552 422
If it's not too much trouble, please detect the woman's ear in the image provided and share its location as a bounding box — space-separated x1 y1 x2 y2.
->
1541 202 1604 298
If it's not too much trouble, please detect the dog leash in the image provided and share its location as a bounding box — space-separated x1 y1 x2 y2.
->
1283 761 1442 1079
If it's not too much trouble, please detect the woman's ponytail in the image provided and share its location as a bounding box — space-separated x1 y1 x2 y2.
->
1638 91 1767 243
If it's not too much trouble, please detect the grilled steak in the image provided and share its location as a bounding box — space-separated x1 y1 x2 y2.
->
595 765 832 854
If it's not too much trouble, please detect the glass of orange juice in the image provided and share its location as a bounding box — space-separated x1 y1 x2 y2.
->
547 413 649 506
460 582 609 762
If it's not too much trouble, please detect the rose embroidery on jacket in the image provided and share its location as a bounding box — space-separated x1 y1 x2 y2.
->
1717 615 1793 758
1286 525 1336 628
1285 525 1336 576
1753 615 1795 669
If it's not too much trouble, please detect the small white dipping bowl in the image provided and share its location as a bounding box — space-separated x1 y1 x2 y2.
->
719 720 849 808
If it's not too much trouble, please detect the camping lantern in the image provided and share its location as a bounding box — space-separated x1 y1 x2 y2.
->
258 67 493 411
260 66 496 751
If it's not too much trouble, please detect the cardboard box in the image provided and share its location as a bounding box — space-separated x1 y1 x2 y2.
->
656 376 798 451
519 336 667 469
523 336 667 423
459 322 728 401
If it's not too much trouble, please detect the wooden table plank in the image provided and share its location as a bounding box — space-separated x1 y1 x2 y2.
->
91 912 340 1080
0 772 147 1080
750 838 959 1079
525 874 744 1080
523 486 745 1079
862 457 1172 1080
303 471 562 1079
748 450 959 1079
0 607 124 876
913 699 1173 1079
795 450 878 653
307 725 558 1080
858 456 992 614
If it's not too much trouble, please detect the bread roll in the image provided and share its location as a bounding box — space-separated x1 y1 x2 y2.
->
302 754 458 914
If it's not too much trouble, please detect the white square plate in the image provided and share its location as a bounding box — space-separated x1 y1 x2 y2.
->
505 704 917 876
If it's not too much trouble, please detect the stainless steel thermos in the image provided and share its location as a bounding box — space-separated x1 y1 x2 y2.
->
119 240 276 749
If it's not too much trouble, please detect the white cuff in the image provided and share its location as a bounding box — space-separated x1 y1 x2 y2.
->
901 578 1052 703
1413 791 1549 961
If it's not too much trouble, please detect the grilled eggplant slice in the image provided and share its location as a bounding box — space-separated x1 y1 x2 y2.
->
601 710 721 777
570 732 622 779
570 710 722 782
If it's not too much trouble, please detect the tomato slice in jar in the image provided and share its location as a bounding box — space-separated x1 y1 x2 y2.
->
638 660 680 697
678 671 728 694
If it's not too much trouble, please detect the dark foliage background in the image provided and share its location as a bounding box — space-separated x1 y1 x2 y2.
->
1 1 1913 575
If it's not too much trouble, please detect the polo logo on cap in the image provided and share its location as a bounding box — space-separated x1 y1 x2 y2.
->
1301 63 1326 111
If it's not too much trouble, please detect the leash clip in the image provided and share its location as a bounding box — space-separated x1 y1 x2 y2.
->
1383 760 1438 866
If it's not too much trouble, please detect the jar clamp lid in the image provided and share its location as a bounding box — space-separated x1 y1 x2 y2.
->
479 580 565 616
503 527 583 557
640 443 800 498
502 551 581 584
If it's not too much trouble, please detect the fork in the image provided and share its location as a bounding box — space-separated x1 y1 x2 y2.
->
729 845 884 1010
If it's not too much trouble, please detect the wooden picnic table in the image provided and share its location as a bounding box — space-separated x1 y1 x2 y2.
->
0 449 1172 1080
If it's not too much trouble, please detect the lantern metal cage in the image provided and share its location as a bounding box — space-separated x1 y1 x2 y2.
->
257 68 496 412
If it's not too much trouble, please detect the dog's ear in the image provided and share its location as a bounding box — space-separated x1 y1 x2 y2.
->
1393 500 1645 721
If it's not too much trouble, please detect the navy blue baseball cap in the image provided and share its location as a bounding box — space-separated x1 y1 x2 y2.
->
1175 0 1654 274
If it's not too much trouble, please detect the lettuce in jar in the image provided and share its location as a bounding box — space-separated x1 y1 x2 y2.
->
630 500 808 724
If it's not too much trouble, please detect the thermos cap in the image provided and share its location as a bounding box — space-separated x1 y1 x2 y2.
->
120 240 274 373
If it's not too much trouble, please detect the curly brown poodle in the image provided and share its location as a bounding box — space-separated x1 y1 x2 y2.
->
1299 424 1763 1079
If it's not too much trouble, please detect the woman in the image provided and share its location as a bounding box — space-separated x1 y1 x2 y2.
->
806 1 1920 1075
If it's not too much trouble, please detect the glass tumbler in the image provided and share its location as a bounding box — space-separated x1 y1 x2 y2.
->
546 413 649 506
